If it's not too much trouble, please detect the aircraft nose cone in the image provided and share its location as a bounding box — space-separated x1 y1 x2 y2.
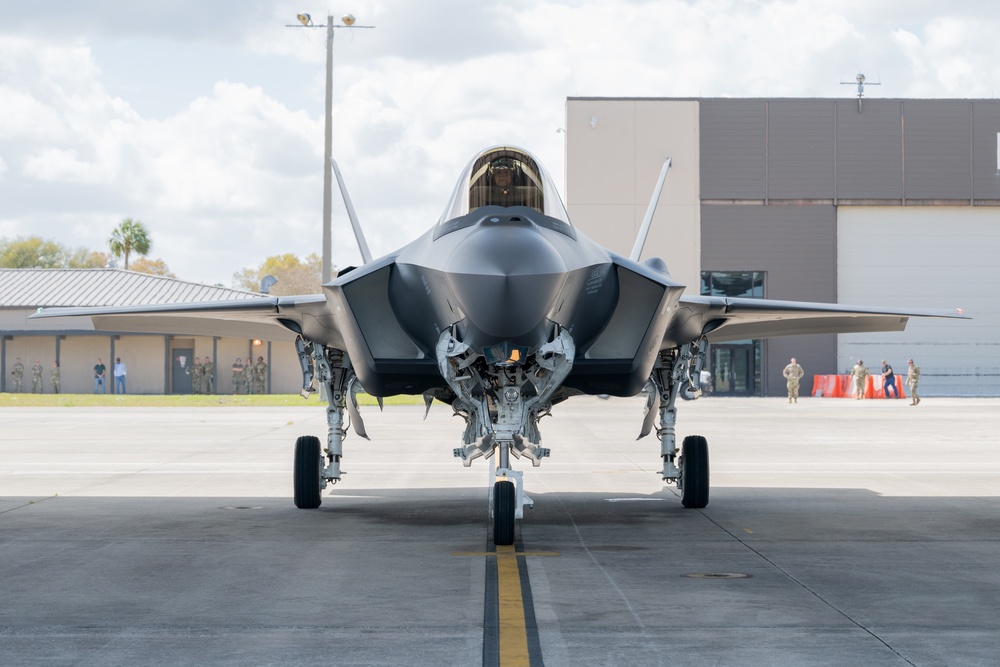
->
446 224 566 340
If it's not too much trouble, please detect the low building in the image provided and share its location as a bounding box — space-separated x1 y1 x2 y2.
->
0 269 301 394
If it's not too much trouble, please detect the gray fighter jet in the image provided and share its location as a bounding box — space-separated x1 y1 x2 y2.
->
33 146 966 545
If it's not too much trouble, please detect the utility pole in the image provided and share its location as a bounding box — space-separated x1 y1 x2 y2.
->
287 13 374 283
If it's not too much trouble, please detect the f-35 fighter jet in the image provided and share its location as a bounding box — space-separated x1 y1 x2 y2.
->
33 146 966 545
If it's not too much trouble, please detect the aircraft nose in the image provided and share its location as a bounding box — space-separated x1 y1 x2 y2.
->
445 224 567 340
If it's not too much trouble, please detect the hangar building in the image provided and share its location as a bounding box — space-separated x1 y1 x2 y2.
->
1 269 300 394
565 97 998 397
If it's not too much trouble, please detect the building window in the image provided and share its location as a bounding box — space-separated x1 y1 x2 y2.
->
700 271 765 299
700 271 764 396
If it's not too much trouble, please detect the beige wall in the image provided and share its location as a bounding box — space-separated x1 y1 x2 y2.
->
111 336 166 394
565 99 702 293
271 341 300 394
59 336 115 394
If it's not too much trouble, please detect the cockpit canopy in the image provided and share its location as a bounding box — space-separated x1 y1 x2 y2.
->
438 147 570 225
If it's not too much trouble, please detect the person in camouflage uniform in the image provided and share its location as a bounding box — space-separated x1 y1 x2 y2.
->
782 357 804 403
907 358 921 406
851 359 870 400
192 357 203 395
11 357 25 392
231 358 244 394
203 356 214 394
253 356 267 394
241 360 252 394
31 360 43 393
50 361 61 394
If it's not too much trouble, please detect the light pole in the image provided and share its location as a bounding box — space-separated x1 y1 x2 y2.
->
287 13 374 283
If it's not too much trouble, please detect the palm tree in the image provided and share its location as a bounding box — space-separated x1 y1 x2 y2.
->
108 218 152 270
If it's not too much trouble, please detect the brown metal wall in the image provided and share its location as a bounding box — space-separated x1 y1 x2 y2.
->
701 204 837 394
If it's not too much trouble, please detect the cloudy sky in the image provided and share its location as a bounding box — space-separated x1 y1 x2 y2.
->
2 1 1000 286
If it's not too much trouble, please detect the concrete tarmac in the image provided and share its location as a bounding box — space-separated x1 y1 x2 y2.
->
2 397 999 666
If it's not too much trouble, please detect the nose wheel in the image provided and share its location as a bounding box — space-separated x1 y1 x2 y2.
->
493 479 516 545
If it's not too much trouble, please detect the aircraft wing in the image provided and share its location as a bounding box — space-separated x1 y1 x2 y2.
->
663 294 967 347
29 294 335 345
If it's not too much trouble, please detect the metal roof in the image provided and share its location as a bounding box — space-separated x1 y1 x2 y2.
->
0 269 262 309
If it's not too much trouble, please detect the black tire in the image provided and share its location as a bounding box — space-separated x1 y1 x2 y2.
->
493 480 516 546
294 435 323 509
680 434 710 509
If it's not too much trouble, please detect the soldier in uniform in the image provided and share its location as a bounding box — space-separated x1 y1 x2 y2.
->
11 357 25 392
782 357 804 403
32 360 43 393
203 356 214 394
232 358 244 394
50 361 61 394
242 359 252 394
192 357 203 395
253 356 267 394
851 359 870 400
907 358 921 406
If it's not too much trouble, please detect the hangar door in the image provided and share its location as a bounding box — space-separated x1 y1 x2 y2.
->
837 206 998 396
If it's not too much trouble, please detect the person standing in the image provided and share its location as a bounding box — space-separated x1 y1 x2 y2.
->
11 357 24 392
782 357 804 403
253 356 267 394
907 359 921 406
851 359 869 400
94 358 107 393
881 359 897 398
50 361 61 394
114 357 127 394
32 360 43 393
241 360 252 394
203 356 214 394
192 357 203 395
232 358 244 394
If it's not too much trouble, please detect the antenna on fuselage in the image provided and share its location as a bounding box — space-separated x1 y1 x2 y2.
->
629 157 672 262
331 158 373 265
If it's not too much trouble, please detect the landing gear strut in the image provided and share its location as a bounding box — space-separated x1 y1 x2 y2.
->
642 340 711 509
292 339 359 509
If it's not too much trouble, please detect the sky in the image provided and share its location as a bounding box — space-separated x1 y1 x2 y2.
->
3 1 1000 287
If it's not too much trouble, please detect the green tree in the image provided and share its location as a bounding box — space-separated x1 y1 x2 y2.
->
0 236 65 268
0 236 106 269
108 217 152 270
233 253 323 295
65 248 109 269
129 256 176 278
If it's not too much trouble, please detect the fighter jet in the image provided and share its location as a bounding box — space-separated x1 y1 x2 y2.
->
32 146 966 545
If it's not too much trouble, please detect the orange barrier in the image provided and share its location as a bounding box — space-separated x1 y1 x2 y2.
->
811 374 906 399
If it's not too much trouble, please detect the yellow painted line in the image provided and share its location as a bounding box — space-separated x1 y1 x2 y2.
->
451 551 560 558
451 548 559 666
496 544 529 667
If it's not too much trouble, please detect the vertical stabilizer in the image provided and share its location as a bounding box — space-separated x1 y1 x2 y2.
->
629 157 672 262
331 158 373 265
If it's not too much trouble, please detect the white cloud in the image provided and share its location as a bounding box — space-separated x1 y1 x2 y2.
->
4 1 1000 285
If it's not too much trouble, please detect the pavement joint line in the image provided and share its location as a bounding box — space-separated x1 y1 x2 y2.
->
0 496 58 515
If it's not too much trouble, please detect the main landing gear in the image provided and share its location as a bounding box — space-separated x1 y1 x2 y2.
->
292 340 361 510
640 341 711 509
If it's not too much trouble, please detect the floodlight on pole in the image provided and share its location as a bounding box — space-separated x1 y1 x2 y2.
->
286 12 374 284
